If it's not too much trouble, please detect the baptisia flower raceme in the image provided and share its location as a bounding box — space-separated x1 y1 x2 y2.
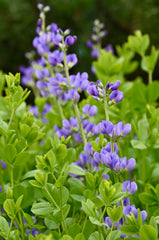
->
87 80 123 104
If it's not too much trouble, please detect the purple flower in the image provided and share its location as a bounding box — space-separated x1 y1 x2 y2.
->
1 160 7 169
91 49 99 59
104 217 112 228
86 40 93 48
65 35 77 46
66 54 78 67
105 44 114 54
122 181 137 194
35 68 50 80
109 90 123 103
82 104 98 117
109 81 120 91
48 50 63 66
84 142 94 155
98 120 114 135
29 106 39 117
126 158 136 171
0 186 2 192
141 210 147 221
87 82 99 98
50 23 58 33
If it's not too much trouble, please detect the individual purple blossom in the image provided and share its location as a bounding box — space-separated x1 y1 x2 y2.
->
50 23 58 33
66 54 78 67
29 106 39 117
65 35 77 46
106 81 120 91
126 158 136 171
91 49 99 59
48 50 63 66
104 217 112 228
86 40 93 48
87 82 99 98
42 103 52 123
0 186 2 192
82 104 98 117
84 142 94 155
1 160 7 169
35 68 50 80
122 181 137 194
109 90 123 103
105 44 114 54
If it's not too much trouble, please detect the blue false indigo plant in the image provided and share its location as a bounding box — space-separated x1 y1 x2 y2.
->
0 3 159 240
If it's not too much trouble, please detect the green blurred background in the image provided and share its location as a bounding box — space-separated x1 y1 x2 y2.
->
1 0 159 78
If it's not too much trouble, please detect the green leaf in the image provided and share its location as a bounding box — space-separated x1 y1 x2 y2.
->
68 223 81 238
106 230 121 240
56 144 67 159
69 165 86 176
0 216 9 237
139 225 157 240
44 218 58 230
75 233 85 240
31 201 54 215
89 217 105 226
139 193 157 205
3 199 16 218
141 46 159 73
4 144 17 163
14 152 30 166
15 195 23 212
22 211 34 227
149 217 158 236
131 140 147 150
82 199 95 218
88 231 104 240
85 172 96 189
127 30 150 56
60 236 73 240
107 206 123 223
120 225 139 235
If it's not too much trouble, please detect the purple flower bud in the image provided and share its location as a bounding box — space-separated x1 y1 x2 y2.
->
0 186 2 192
84 142 94 155
87 83 99 97
91 49 99 59
91 66 96 74
37 19 42 27
50 23 58 33
37 3 44 10
141 210 147 221
66 54 78 67
109 90 123 103
102 174 110 179
104 217 112 228
105 44 114 54
98 120 114 135
127 158 136 171
82 104 97 117
29 106 39 117
1 160 7 169
65 36 77 46
86 40 93 48
122 181 137 194
122 124 131 137
109 81 120 91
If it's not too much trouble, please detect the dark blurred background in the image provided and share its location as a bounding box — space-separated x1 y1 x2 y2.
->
1 0 159 78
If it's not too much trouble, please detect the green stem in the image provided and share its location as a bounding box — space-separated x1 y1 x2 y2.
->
60 187 68 234
142 151 146 182
103 89 109 121
74 102 87 145
100 205 107 222
82 216 87 233
10 165 14 188
57 99 65 121
7 219 13 239
44 186 60 210
7 109 15 131
111 141 114 153
18 211 25 240
148 71 153 84
108 223 114 240
41 11 45 33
